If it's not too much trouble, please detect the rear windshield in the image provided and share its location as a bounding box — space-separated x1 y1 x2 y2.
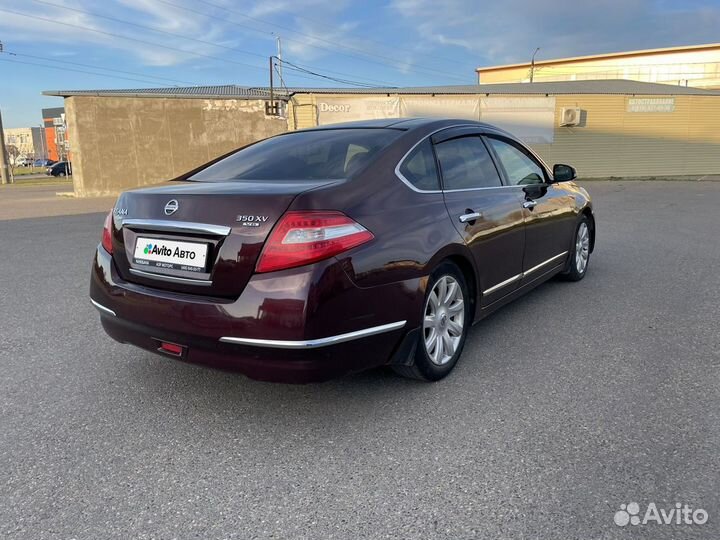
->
189 128 402 181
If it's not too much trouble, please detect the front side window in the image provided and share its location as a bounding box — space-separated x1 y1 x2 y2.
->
486 137 546 185
189 129 402 181
398 139 440 190
434 136 503 190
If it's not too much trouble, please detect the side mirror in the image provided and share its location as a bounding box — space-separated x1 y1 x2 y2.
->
553 164 577 182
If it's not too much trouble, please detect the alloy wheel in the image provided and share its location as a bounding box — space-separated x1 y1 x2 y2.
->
575 222 590 274
423 275 465 366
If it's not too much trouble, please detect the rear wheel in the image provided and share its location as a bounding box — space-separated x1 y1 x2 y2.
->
393 262 471 381
562 217 590 281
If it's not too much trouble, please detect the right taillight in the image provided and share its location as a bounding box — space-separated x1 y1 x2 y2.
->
101 210 113 254
256 211 374 273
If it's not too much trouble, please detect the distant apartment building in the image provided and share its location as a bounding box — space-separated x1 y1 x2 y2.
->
3 127 46 163
477 43 720 90
42 106 71 162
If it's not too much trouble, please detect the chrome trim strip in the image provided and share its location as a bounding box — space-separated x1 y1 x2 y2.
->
122 219 231 236
129 268 213 286
482 273 522 295
522 251 568 277
91 298 116 317
220 320 407 349
482 251 569 295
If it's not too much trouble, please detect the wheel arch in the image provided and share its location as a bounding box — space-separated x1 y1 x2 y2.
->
444 254 478 322
581 207 596 253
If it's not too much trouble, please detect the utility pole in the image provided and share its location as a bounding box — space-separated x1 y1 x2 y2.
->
530 47 540 83
0 108 10 185
39 123 46 161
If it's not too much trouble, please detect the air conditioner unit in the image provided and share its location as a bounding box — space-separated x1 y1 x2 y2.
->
560 108 581 126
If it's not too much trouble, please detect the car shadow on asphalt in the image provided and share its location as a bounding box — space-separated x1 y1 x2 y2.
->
113 272 591 421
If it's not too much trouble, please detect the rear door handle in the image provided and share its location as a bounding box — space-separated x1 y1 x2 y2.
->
459 212 481 223
522 200 538 209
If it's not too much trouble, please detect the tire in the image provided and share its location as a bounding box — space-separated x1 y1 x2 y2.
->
393 262 471 381
562 216 591 281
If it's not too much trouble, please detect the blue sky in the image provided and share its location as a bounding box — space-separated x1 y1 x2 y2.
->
1 0 719 127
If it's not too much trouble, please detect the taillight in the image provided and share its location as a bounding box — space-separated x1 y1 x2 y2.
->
101 210 113 254
256 211 373 273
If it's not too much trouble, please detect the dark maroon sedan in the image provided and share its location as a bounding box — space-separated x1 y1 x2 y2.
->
90 118 594 383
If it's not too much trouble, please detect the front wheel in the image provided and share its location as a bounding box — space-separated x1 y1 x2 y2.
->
562 217 591 281
393 262 471 381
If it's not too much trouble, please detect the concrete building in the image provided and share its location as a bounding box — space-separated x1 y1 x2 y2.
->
3 127 45 164
45 79 720 196
42 87 287 197
476 43 720 89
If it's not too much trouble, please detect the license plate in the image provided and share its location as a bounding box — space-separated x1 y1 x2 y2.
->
133 237 208 273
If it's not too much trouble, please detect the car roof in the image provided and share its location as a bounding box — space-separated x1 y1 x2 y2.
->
295 117 515 136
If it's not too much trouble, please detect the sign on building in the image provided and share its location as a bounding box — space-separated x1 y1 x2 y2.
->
316 97 400 124
627 98 675 113
316 95 556 144
480 97 556 144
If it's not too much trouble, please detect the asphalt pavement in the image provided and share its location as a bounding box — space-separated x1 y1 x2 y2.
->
0 181 718 539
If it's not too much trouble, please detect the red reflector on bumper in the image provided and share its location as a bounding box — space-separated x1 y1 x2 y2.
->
159 342 183 356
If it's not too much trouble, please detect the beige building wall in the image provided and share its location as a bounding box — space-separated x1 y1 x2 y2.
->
289 92 720 178
65 96 287 197
4 127 43 160
477 45 720 89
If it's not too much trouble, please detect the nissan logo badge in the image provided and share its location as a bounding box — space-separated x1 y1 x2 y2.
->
164 199 179 216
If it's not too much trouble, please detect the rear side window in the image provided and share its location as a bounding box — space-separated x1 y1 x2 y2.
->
434 136 502 190
398 139 440 190
189 129 402 181
486 137 546 185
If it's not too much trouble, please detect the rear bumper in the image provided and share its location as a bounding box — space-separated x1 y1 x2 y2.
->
90 246 422 383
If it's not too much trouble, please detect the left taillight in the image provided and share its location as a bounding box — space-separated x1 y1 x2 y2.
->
101 210 113 254
256 211 374 273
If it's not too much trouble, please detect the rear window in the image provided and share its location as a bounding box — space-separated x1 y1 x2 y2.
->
189 129 402 182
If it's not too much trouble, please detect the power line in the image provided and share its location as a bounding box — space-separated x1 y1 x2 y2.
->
26 0 401 87
190 0 462 69
155 0 471 82
279 59 382 88
0 57 184 86
2 50 201 86
30 0 268 62
242 0 467 66
0 8 270 74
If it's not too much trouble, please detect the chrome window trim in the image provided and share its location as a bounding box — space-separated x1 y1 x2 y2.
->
482 251 569 295
220 320 407 349
90 298 116 317
122 219 231 237
129 268 213 286
394 124 544 194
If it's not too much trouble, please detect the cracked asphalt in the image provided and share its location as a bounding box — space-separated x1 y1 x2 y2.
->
1 181 718 539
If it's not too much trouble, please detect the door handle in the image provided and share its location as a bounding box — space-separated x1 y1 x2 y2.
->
459 212 481 223
522 200 538 209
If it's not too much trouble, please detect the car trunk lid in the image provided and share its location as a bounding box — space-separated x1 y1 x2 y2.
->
111 179 338 297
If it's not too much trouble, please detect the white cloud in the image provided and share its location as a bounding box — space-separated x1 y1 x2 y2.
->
0 0 258 67
389 0 720 66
